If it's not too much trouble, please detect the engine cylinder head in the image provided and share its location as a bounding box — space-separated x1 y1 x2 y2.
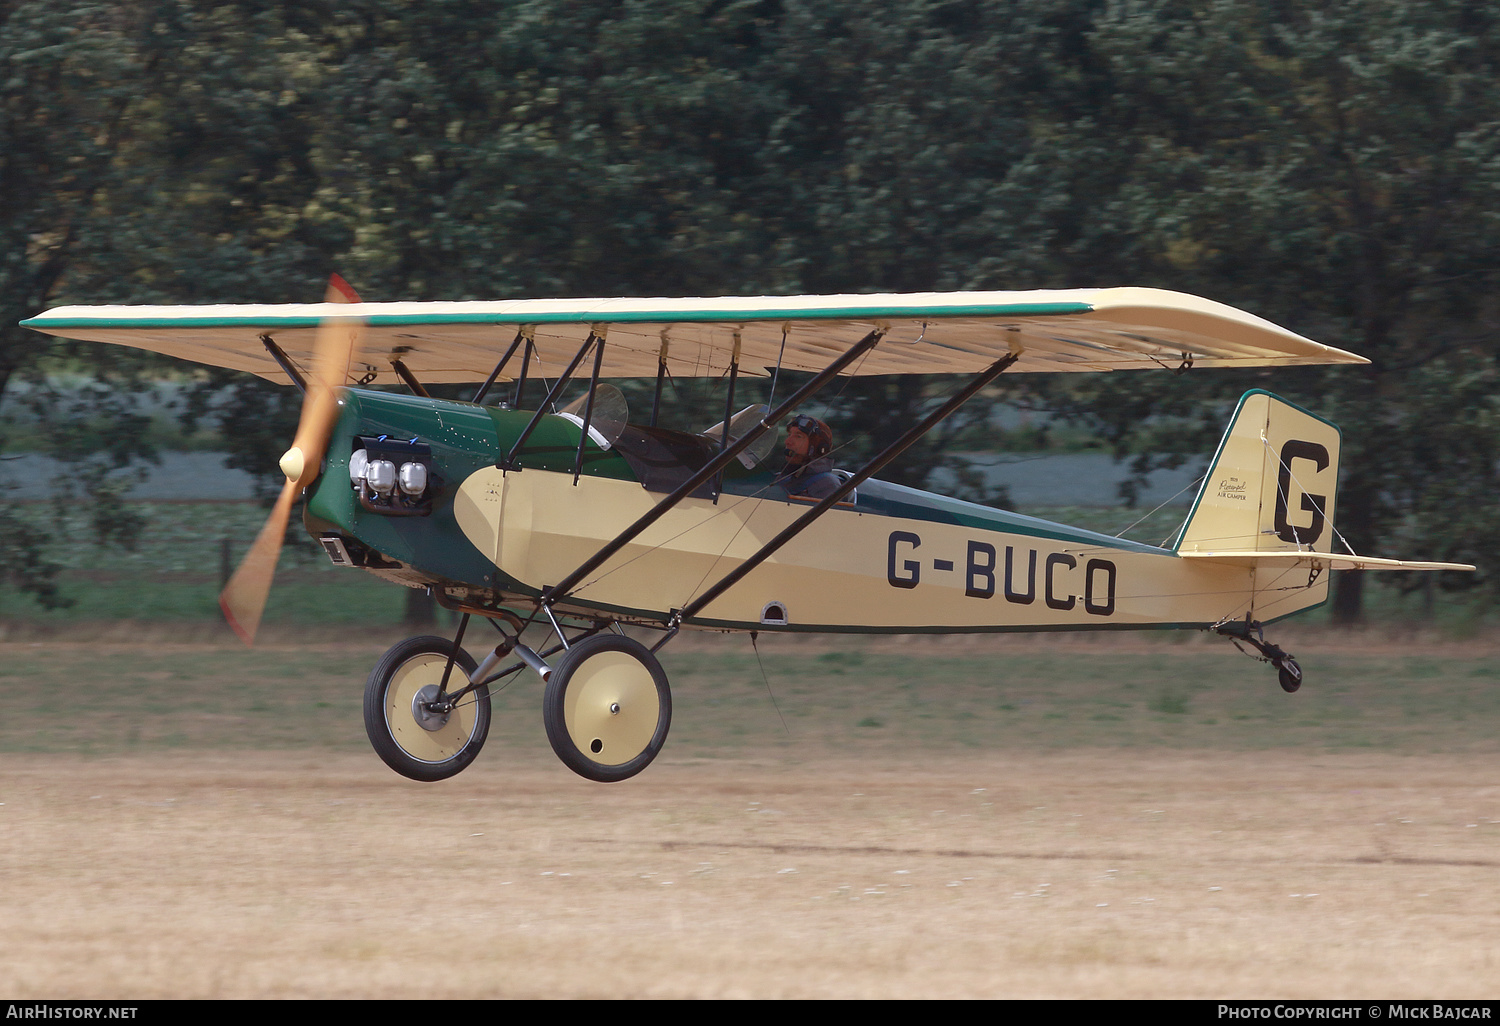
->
349 448 369 487
398 461 428 497
365 459 397 497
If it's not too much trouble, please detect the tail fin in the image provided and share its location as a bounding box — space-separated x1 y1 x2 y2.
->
1176 390 1472 623
1176 390 1341 557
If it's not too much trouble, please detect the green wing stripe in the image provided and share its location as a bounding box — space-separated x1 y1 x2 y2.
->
22 301 1093 331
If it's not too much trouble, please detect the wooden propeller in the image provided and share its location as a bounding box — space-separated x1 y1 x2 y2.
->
219 276 363 644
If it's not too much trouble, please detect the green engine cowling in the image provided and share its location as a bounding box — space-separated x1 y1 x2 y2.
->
303 389 636 599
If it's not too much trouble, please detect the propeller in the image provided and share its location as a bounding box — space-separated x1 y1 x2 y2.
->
219 275 364 643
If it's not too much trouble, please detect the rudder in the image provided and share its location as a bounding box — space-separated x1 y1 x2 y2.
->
1176 390 1342 557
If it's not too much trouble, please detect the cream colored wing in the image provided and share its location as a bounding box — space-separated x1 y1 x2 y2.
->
23 287 1366 386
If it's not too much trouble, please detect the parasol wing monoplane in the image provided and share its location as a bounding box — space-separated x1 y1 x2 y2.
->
23 285 1472 782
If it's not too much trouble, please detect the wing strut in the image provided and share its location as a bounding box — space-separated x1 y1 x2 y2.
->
512 336 535 408
389 357 431 397
540 328 887 608
499 331 602 470
650 334 669 427
571 336 608 484
672 348 1021 628
259 335 307 394
713 334 742 502
472 328 530 405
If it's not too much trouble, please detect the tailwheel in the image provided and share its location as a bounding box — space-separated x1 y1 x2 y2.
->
364 635 491 782
1214 618 1303 695
1277 658 1303 694
542 634 671 782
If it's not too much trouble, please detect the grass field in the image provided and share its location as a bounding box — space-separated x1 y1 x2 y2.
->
4 629 1499 758
0 629 1497 997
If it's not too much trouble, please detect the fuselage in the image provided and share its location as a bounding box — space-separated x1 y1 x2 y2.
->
304 389 1324 633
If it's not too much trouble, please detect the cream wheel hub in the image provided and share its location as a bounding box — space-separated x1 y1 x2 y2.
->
562 651 661 764
543 634 671 782
385 654 480 764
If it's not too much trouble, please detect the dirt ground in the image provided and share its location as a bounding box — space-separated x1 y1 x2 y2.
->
2 747 1496 998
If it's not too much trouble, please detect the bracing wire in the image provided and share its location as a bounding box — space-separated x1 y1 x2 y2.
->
750 631 791 737
1098 470 1207 542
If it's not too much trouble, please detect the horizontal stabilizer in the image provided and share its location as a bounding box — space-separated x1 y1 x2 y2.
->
1178 551 1475 572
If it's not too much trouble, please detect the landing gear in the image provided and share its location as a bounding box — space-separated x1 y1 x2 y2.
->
364 635 491 781
1277 658 1302 693
1215 618 1304 693
542 634 672 782
362 608 672 783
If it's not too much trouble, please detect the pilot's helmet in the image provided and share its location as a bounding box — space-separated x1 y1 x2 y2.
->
786 414 832 459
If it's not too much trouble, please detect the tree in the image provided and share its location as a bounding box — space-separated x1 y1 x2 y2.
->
1021 0 1500 619
13 0 1497 629
1 2 156 604
1 2 344 608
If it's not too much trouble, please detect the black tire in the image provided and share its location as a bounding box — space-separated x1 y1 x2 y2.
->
542 635 671 782
364 635 490 782
1278 658 1303 694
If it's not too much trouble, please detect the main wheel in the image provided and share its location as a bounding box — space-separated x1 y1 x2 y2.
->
364 635 491 782
1278 658 1303 694
542 635 671 782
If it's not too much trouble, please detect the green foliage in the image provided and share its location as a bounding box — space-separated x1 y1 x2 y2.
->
1019 0 1500 614
176 373 304 502
2 0 1496 621
0 500 69 609
0 1 350 597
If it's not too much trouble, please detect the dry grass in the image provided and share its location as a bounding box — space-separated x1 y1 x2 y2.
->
1 630 1498 998
1 749 1497 998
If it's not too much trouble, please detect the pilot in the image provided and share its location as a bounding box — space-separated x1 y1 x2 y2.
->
777 414 840 500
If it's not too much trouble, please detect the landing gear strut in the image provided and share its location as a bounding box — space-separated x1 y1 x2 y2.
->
1215 618 1303 693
